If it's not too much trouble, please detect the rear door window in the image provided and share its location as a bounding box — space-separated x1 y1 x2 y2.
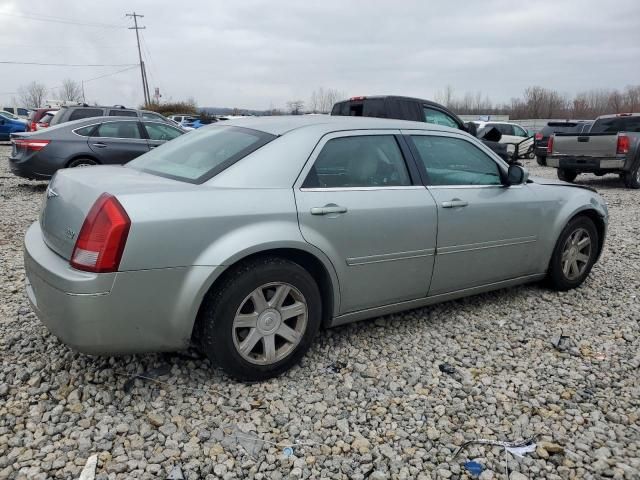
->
95 121 142 139
109 109 138 117
69 108 104 121
302 135 411 188
423 107 459 128
411 135 502 186
363 99 387 117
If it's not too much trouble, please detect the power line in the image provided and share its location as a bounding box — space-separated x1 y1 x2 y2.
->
0 12 126 29
126 12 150 106
0 66 139 97
0 61 137 67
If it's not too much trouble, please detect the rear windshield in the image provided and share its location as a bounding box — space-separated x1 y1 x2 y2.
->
542 123 586 136
127 125 276 183
590 116 640 133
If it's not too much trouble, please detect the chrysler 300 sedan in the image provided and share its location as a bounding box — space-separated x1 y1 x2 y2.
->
24 116 608 381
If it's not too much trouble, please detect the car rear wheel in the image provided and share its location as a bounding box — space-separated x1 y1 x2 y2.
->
547 216 598 291
557 168 578 182
536 155 546 166
622 163 640 189
197 256 321 381
68 158 98 168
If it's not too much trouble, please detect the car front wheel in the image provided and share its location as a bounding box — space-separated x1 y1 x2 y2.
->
197 257 322 381
547 216 599 291
557 168 578 182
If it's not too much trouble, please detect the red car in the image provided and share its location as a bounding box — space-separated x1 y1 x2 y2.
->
26 108 59 132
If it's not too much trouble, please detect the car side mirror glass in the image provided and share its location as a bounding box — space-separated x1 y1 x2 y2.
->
506 165 528 185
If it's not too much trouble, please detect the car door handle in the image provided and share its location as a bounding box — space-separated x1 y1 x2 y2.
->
310 205 348 215
441 199 469 208
92 142 107 148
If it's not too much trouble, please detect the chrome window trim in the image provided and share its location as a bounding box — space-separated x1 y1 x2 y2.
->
294 129 417 191
300 185 426 192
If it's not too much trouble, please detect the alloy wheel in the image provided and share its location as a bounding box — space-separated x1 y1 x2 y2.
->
560 227 592 280
232 282 308 365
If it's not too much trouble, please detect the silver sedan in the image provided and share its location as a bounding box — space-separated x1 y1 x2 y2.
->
24 116 608 381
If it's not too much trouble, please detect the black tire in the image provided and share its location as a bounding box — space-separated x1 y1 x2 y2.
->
622 162 640 189
68 158 98 168
557 168 578 182
536 155 546 166
547 216 599 291
197 256 322 381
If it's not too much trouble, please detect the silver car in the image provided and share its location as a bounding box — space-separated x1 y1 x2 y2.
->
24 116 608 381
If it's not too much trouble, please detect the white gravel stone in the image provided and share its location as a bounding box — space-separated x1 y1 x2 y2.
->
1 149 639 479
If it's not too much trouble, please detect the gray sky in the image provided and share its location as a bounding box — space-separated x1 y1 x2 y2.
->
1 0 639 109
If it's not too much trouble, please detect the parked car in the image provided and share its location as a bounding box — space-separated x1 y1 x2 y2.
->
0 111 27 140
3 106 31 119
168 114 195 124
534 120 593 166
9 116 185 180
184 117 216 129
35 110 58 130
49 105 173 127
23 116 608 381
26 108 60 132
472 120 534 159
547 113 640 188
331 95 515 162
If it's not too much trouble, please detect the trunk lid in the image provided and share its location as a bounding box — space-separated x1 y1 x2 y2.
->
552 134 618 158
40 165 197 260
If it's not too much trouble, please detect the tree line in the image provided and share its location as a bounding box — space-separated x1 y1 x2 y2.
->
435 85 640 119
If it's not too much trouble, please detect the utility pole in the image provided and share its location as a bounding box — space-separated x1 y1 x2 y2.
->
126 12 150 105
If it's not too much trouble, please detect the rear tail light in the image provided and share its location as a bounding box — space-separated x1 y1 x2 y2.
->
13 139 50 151
617 135 630 154
70 193 131 273
534 132 543 141
547 135 554 154
29 121 37 131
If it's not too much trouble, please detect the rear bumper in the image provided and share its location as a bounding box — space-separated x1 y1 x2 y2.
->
24 222 216 355
534 146 547 158
547 156 626 171
9 152 58 180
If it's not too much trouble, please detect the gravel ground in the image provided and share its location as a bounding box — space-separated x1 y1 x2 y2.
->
0 145 638 480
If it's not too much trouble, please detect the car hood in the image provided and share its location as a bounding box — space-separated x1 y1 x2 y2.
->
528 175 597 192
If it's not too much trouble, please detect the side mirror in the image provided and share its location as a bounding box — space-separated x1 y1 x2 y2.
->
506 164 528 185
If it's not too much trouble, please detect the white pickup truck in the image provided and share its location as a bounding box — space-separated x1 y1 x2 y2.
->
547 113 640 189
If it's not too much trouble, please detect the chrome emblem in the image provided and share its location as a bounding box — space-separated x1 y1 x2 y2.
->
65 228 76 240
46 187 59 199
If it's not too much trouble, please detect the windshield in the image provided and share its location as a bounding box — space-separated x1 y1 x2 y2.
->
127 125 276 183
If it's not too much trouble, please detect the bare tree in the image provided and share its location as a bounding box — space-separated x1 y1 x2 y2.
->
286 100 305 115
58 79 84 102
18 81 48 108
309 87 344 113
624 85 640 112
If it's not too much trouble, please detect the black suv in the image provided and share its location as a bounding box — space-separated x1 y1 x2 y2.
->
533 120 593 166
331 95 515 162
49 105 171 127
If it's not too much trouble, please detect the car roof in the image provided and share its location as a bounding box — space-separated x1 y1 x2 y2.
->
473 121 522 126
220 115 462 136
595 113 640 119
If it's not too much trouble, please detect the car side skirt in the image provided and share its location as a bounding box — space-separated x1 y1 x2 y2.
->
329 272 546 327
